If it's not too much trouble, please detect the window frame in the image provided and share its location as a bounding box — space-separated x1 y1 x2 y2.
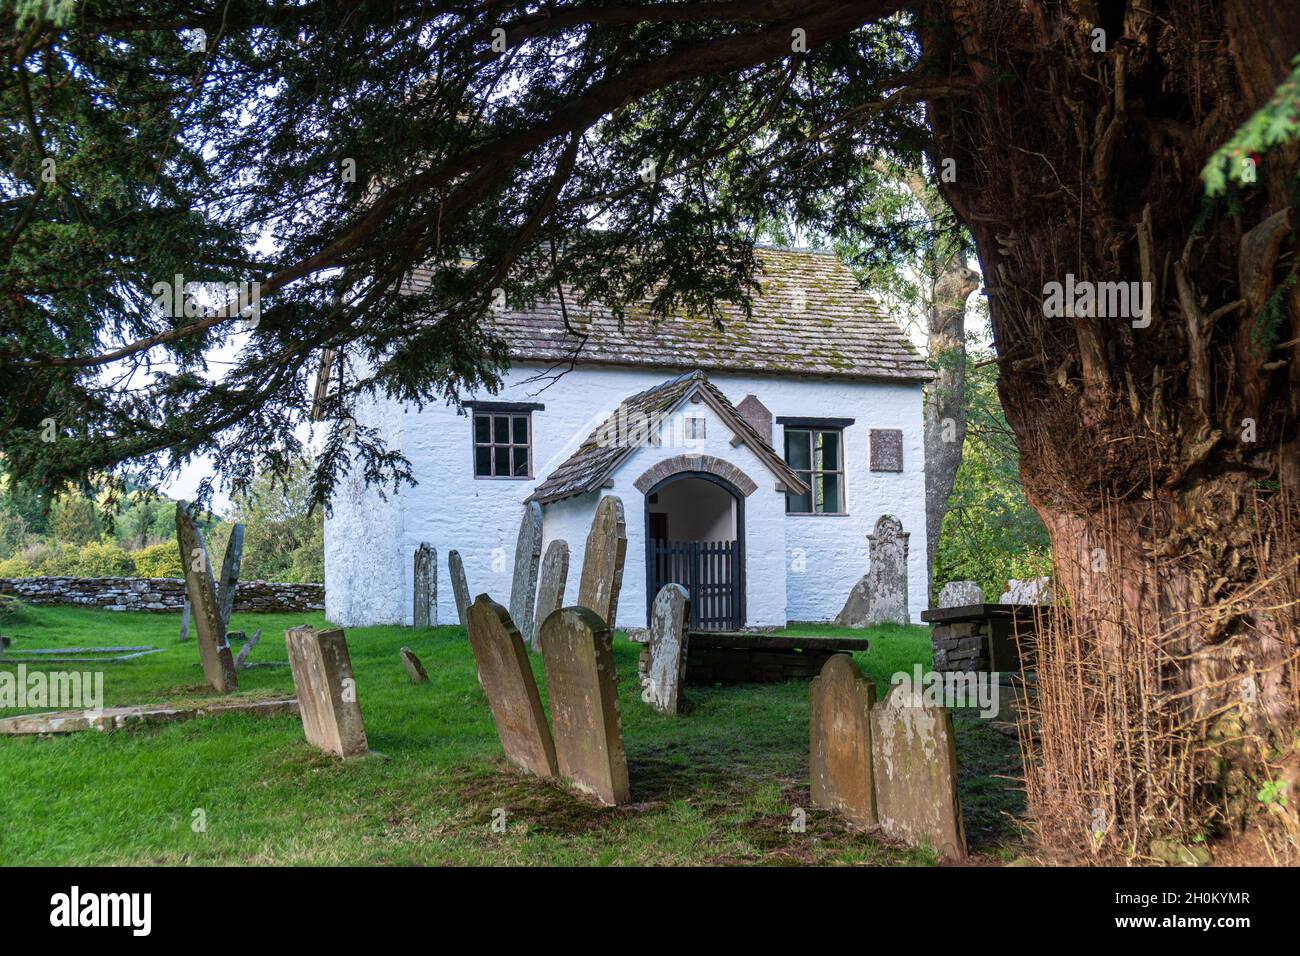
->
472 410 534 480
782 426 848 515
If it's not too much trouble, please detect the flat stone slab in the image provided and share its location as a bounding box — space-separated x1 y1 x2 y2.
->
871 682 967 860
532 540 569 652
642 584 689 714
540 605 630 806
466 595 557 779
687 631 870 652
0 697 298 735
509 503 544 648
176 502 238 693
400 646 429 683
810 654 877 827
284 625 369 759
577 496 627 631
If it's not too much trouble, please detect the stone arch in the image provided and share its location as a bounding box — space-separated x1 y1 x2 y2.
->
632 454 758 497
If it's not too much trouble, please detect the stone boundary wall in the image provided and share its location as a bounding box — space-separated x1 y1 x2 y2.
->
0 576 324 613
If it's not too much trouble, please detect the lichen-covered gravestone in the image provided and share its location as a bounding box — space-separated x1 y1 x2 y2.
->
448 549 472 629
465 595 557 779
509 502 544 648
810 654 877 827
532 540 569 652
938 580 983 608
539 605 630 805
864 515 909 625
413 542 437 628
175 502 238 693
284 625 369 759
871 681 967 860
999 576 1053 605
400 646 428 683
577 496 627 631
642 584 689 715
215 523 244 628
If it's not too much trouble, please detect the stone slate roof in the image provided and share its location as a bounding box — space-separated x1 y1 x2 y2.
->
413 246 931 381
526 370 808 505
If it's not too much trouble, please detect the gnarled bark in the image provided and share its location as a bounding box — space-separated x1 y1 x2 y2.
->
922 0 1300 857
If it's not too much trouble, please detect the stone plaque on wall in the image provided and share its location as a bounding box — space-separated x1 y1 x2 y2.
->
870 428 903 472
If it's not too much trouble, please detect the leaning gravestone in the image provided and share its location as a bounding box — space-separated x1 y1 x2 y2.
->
577 496 627 631
871 681 967 859
642 584 689 715
175 502 238 693
284 625 369 759
466 595 557 779
532 540 570 652
413 542 437 628
215 523 244 629
448 549 472 629
539 605 630 806
834 576 873 628
939 580 983 608
864 515 909 625
810 654 877 827
509 502 544 648
400 646 429 683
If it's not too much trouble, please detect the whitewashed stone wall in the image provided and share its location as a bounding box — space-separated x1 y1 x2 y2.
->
324 363 929 628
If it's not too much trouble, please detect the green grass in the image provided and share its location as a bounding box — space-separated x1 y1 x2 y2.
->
0 604 1025 865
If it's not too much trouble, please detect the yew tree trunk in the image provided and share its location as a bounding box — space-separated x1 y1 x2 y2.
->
922 0 1300 855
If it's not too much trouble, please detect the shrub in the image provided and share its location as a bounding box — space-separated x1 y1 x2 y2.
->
131 541 185 578
0 556 34 578
69 541 137 577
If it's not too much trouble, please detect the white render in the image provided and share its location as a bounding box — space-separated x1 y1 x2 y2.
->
324 363 929 629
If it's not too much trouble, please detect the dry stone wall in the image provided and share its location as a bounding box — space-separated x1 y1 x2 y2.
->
0 576 324 613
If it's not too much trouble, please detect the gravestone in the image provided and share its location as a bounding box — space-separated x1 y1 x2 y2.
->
179 598 191 642
465 595 557 779
175 502 238 693
871 681 967 860
413 542 436 628
232 627 262 669
999 576 1052 605
642 584 689 715
865 515 909 625
509 502 544 648
532 540 570 652
216 523 244 628
284 625 368 759
834 576 873 628
577 496 627 631
449 549 472 629
939 580 983 608
539 605 630 806
400 646 429 683
810 654 877 827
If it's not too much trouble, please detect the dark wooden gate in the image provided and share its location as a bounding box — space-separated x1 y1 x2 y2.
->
649 539 741 630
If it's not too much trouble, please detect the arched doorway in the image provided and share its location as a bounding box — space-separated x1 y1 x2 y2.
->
644 471 745 630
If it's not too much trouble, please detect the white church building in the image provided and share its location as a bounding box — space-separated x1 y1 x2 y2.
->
324 247 932 630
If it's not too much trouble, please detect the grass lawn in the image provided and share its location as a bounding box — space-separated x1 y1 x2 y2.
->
0 604 1025 865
